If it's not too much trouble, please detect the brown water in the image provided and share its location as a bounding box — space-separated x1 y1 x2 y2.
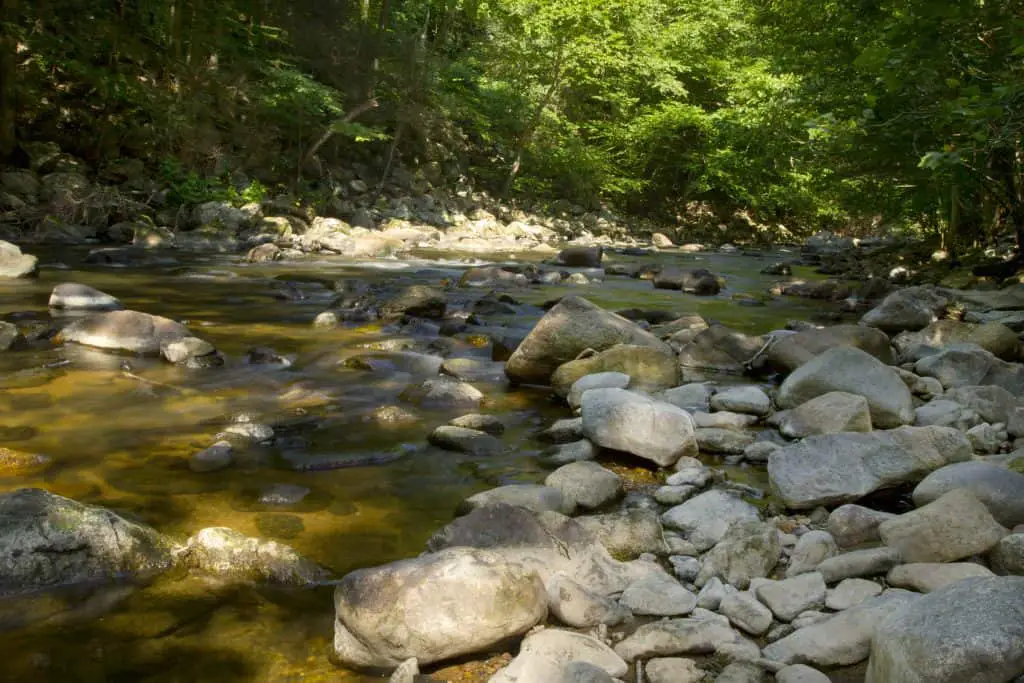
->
0 246 833 682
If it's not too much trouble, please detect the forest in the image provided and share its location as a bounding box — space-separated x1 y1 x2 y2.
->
0 0 1022 251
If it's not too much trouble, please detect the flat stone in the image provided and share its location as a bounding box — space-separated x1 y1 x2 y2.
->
48 282 122 310
662 490 761 553
817 547 902 584
887 562 994 593
827 504 897 548
710 386 772 416
59 309 191 355
644 657 707 683
428 426 503 456
778 391 872 438
719 591 773 635
613 618 741 661
567 371 631 409
695 428 755 454
786 530 838 577
545 461 622 511
695 521 781 589
620 572 697 616
189 440 234 473
459 485 571 515
826 578 883 611
912 461 1024 528
755 572 827 622
879 489 1009 563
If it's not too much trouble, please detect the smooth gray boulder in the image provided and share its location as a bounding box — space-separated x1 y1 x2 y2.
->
912 461 1024 528
620 571 697 616
575 508 669 559
827 504 897 548
48 282 123 310
547 574 631 628
718 590 773 635
695 428 755 454
755 572 827 622
545 461 623 511
762 590 920 667
826 578 883 611
816 547 902 584
581 388 698 467
459 485 571 515
915 344 1024 395
505 296 670 385
567 372 630 410
677 325 765 378
694 521 781 589
946 384 1022 426
879 489 1008 563
763 324 894 374
613 617 742 661
887 562 994 593
786 530 838 577
777 346 913 428
181 527 328 585
400 377 484 409
429 426 504 456
490 628 627 683
860 286 948 333
866 577 1024 683
553 345 679 398
58 309 192 355
768 426 972 509
657 383 714 413
333 547 547 668
778 391 872 438
0 488 174 594
662 490 761 553
710 386 771 416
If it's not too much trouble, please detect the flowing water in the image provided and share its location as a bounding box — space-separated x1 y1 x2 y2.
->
0 246 833 682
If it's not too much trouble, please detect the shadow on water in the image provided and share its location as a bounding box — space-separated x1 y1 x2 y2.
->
0 246 841 682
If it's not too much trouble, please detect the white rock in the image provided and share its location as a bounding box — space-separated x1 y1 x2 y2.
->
718 591 773 635
825 578 882 611
661 490 760 553
710 386 772 416
620 572 697 617
754 572 827 622
581 388 698 467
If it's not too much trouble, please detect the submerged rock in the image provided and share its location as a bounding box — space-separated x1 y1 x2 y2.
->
58 309 192 355
0 488 174 594
180 527 328 585
556 246 603 268
551 344 679 397
48 283 122 310
333 548 547 668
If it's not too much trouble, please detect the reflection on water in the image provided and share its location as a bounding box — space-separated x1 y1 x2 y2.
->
0 246 829 682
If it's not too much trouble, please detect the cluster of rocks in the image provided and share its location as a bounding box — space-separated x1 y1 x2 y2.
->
325 287 1024 682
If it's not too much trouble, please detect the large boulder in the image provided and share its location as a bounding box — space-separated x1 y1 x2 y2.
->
490 628 628 683
866 577 1024 683
57 309 193 355
763 590 920 667
914 344 1024 395
580 388 698 467
48 283 123 310
653 269 722 296
912 461 1024 528
505 297 671 386
767 426 973 509
878 489 1008 563
677 325 764 378
0 240 38 278
762 325 894 374
333 548 547 668
777 346 913 428
551 345 679 397
777 391 873 438
0 488 174 594
860 286 949 333
893 320 1020 362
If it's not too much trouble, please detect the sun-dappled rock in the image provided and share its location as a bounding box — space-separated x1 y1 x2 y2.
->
181 527 328 585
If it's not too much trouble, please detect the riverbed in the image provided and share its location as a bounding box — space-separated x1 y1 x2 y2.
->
0 246 834 682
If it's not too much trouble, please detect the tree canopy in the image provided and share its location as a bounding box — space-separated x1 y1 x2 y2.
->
1 0 1021 247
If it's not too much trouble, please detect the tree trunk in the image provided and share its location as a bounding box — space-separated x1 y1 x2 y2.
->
502 46 564 197
0 0 18 160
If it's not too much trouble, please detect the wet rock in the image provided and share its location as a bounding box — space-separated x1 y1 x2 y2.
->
887 562 993 593
613 617 742 661
161 336 222 367
449 413 504 436
440 357 506 383
458 266 528 288
556 246 603 268
762 324 894 375
710 386 771 416
189 441 234 473
58 309 192 355
879 489 1008 563
786 530 838 577
653 269 722 295
767 426 972 510
547 574 631 628
695 521 781 589
662 490 761 554
762 589 920 667
575 508 669 559
866 577 1024 683
545 462 622 511
400 377 483 409
777 346 912 428
0 488 174 594
826 578 883 611
506 296 671 386
333 547 547 668
220 422 274 443
912 461 1024 528
644 657 707 683
459 485 571 515
860 286 949 333
677 325 764 378
539 417 584 444
541 440 598 466
778 391 872 438
257 483 311 506
428 426 503 456
0 447 51 476
552 345 679 397
379 285 447 319
48 283 122 310
0 241 38 278
816 547 902 584
581 388 698 467
490 628 627 683
182 527 327 585
827 504 897 548
244 243 282 263
0 322 25 351
620 571 698 616
658 383 714 413
755 572 827 622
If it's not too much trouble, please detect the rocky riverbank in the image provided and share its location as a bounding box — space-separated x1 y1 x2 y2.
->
2 199 1024 681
